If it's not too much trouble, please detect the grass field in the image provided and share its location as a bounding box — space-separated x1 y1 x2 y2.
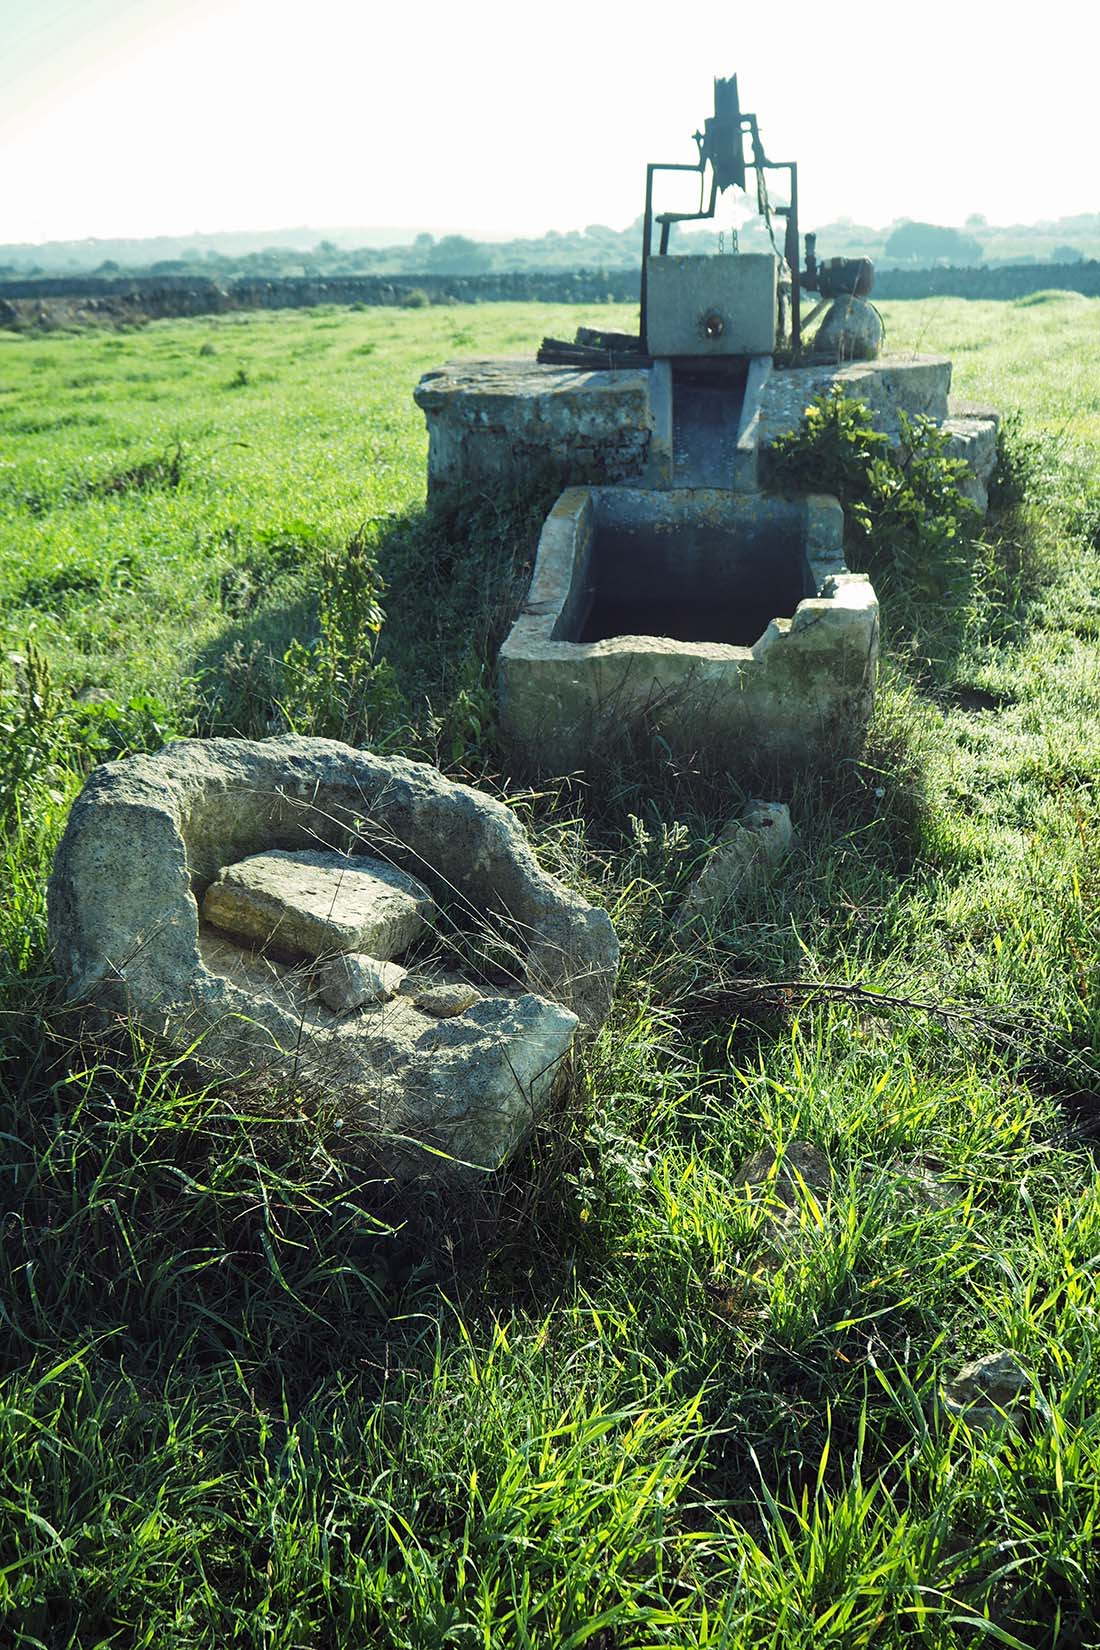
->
2 293 1100 1647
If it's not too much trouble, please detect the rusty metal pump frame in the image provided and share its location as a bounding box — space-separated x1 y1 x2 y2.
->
639 75 802 355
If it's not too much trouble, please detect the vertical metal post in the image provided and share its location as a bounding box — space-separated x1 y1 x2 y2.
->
640 165 656 351
786 162 801 354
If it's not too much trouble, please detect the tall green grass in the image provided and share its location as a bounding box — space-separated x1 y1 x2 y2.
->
2 298 1100 1645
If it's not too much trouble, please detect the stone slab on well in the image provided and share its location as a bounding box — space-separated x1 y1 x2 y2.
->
757 353 997 514
202 848 435 961
756 353 953 456
412 352 987 508
942 408 999 512
413 356 673 499
47 737 620 1180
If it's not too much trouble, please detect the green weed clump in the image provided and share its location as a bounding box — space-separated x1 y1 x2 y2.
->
279 526 407 746
0 641 177 835
768 387 979 597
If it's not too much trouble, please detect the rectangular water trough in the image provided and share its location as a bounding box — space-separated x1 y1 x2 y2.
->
498 486 878 773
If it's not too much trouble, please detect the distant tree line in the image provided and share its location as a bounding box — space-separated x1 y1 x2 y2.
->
3 212 1099 281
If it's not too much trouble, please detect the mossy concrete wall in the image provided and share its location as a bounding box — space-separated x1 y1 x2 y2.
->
414 359 673 499
414 353 997 506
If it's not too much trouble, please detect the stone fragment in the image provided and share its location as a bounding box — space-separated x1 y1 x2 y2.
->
679 800 793 927
202 848 434 961
735 1139 832 1206
47 736 619 1180
942 409 999 513
734 1140 833 1273
812 296 885 362
880 1154 951 1213
942 1350 1031 1431
315 952 406 1013
414 982 482 1017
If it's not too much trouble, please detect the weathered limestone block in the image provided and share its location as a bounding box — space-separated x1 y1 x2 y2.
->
811 296 885 362
941 1351 1031 1432
414 982 482 1017
202 849 434 961
759 354 999 513
315 952 407 1012
678 800 793 927
413 357 672 499
48 737 619 1179
757 354 953 460
942 409 999 513
412 350 993 517
733 1139 834 1271
736 1139 833 1204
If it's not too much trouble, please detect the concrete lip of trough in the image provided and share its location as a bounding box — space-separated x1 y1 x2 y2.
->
498 486 879 772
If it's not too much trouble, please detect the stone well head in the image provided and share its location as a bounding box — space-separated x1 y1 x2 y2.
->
498 486 878 774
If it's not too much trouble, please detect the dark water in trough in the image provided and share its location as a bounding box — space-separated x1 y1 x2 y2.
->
575 523 817 647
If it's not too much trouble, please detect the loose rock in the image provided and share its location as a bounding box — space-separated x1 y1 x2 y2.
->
679 800 793 928
202 848 434 961
881 1154 951 1213
734 1139 833 1272
942 410 999 513
812 296 885 362
315 952 407 1013
942 1350 1031 1431
415 982 482 1017
735 1138 832 1206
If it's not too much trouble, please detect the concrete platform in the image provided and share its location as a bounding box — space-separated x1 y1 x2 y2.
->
414 352 976 505
413 357 673 497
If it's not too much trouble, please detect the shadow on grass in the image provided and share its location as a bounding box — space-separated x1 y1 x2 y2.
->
0 995 594 1396
191 479 559 755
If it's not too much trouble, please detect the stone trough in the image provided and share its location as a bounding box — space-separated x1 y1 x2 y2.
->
498 486 878 772
48 736 619 1181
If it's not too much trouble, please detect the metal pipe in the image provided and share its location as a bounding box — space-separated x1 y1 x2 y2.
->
640 163 656 347
640 161 710 349
787 163 800 353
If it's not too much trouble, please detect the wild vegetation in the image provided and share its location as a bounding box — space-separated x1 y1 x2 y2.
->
1 293 1100 1646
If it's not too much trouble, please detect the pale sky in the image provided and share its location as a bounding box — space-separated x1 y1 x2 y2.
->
1 0 1097 246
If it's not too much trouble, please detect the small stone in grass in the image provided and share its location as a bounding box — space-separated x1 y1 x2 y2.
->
942 1350 1031 1432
